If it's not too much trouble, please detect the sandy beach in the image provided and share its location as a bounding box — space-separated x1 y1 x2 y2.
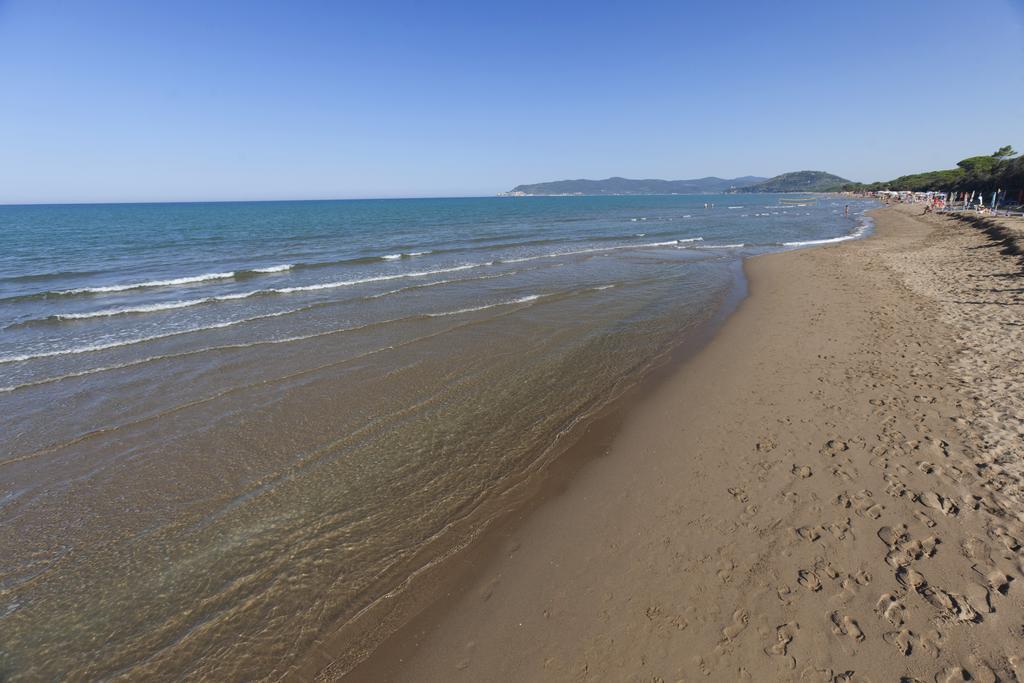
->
341 204 1024 682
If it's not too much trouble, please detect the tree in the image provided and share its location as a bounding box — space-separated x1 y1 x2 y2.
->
957 156 997 174
992 145 1017 159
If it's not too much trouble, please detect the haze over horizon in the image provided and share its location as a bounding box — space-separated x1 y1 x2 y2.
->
1 0 1022 204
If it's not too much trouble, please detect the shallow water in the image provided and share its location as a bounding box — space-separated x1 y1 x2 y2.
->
0 194 874 679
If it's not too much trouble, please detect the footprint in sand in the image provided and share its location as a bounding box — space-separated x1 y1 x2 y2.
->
690 654 715 677
792 464 813 478
964 582 992 614
914 510 936 528
916 490 958 516
763 621 798 657
829 464 857 481
883 628 914 655
728 486 749 503
974 566 1012 595
798 569 822 592
828 611 864 642
820 439 849 458
988 525 1021 552
799 664 836 681
831 576 860 605
833 673 872 683
896 538 937 567
852 490 883 519
875 592 906 626
828 517 853 541
895 566 927 592
883 474 908 498
1010 656 1024 682
939 464 965 484
878 524 909 548
962 538 993 564
968 656 997 683
721 608 749 641
879 525 937 567
919 629 943 659
922 587 980 623
934 667 969 683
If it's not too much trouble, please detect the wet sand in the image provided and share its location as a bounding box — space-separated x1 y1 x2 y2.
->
341 205 1024 681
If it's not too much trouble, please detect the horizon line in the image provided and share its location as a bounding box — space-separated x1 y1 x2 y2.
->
0 189 849 208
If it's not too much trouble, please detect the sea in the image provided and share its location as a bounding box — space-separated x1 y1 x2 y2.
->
0 194 875 679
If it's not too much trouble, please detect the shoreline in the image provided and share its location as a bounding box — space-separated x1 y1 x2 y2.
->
335 205 1024 681
293 258 754 681
300 214 855 680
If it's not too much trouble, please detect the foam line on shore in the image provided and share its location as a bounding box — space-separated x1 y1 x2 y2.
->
0 265 297 302
0 290 564 388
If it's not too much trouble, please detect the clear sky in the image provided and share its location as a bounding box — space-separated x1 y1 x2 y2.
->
1 0 1022 203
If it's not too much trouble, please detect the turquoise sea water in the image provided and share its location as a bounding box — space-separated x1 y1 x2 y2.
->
0 194 874 679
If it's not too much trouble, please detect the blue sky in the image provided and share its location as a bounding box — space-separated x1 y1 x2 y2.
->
0 0 1022 203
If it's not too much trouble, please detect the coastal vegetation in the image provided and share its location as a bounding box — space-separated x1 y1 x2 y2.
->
839 146 1023 193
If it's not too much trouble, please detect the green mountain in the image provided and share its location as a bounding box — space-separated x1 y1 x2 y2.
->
735 171 851 193
505 176 768 196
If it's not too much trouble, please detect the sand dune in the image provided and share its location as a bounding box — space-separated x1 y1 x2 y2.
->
342 205 1024 682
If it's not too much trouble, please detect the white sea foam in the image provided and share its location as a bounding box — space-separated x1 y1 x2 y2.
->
424 295 540 318
249 264 294 273
382 254 402 260
54 264 296 296
272 264 480 294
61 272 236 294
33 265 490 324
1 273 531 374
782 235 857 246
499 239 694 264
3 291 556 371
692 243 746 249
0 310 303 390
365 271 517 300
783 221 870 247
0 322 242 365
55 299 211 320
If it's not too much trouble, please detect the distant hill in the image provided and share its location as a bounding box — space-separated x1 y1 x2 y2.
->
735 171 851 193
505 176 768 196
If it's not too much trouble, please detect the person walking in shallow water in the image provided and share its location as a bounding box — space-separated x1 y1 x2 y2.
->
845 204 849 217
